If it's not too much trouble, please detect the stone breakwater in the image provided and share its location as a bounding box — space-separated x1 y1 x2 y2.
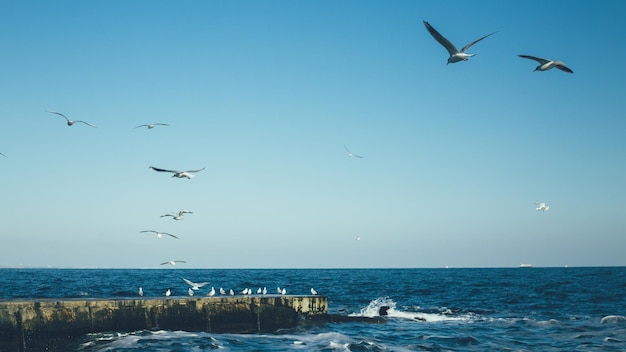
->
0 295 328 351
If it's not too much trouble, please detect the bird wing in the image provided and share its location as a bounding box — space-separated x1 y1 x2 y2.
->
353 153 364 158
160 213 175 218
160 261 170 265
554 62 573 73
134 124 149 129
47 110 70 122
162 232 179 239
344 144 351 154
460 31 496 53
518 55 550 65
154 123 170 126
194 281 210 288
140 230 156 234
185 167 206 173
150 166 178 173
75 120 97 128
0 152 6 157
423 21 459 56
182 278 196 286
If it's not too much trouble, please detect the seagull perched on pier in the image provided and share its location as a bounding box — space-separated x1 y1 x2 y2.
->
140 230 179 239
160 260 187 266
160 210 193 221
165 289 171 297
138 287 144 297
208 287 216 297
149 166 206 179
134 123 169 129
344 144 364 158
183 277 210 290
47 110 97 128
535 202 550 211
220 287 226 295
423 21 496 64
518 55 573 73
229 289 235 296
311 288 318 295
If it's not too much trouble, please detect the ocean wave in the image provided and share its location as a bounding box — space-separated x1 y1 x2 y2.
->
601 315 626 324
349 297 474 323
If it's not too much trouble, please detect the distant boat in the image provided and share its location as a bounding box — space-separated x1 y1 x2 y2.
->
520 264 533 268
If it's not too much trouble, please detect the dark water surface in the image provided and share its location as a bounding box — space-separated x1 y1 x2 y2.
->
1 267 625 351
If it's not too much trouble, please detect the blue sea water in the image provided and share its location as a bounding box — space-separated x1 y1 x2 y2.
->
1 267 626 351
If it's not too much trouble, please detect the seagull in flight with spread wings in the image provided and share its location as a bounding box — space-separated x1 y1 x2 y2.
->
134 123 170 129
47 110 97 128
183 277 210 290
160 210 193 221
140 230 179 239
518 55 573 73
423 21 496 65
344 145 364 158
160 260 187 266
149 166 205 179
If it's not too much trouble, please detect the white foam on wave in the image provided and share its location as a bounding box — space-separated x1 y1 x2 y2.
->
601 315 626 324
350 296 474 323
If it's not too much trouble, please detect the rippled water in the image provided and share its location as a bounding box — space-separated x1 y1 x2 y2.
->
1 267 625 351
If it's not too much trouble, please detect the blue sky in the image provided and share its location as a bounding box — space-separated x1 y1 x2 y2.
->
1 1 625 268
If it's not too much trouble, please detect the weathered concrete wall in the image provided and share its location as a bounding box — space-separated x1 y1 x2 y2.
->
0 295 327 352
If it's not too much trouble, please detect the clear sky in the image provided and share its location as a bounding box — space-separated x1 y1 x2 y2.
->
1 0 625 268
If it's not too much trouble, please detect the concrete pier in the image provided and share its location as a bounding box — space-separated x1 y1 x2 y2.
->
0 295 327 351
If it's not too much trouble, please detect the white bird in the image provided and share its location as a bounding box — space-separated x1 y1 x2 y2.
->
257 288 262 294
161 210 193 221
47 110 97 128
262 287 267 295
281 288 286 295
188 288 194 296
134 123 169 129
423 21 496 65
311 288 318 295
241 288 249 295
277 287 282 294
149 166 206 179
138 287 144 297
535 202 550 211
140 230 179 239
356 236 361 241
219 287 226 295
208 287 216 297
344 144 364 158
160 260 187 266
518 55 573 73
165 289 171 297
229 289 235 296
182 277 210 290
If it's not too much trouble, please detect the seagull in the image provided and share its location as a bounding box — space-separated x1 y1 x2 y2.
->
188 288 194 296
423 21 496 64
257 288 262 294
160 210 193 220
281 288 286 295
229 289 235 296
183 277 210 290
160 260 187 266
518 55 573 73
219 287 226 295
311 288 318 295
262 287 267 295
208 287 216 297
535 202 550 211
149 166 206 179
344 144 364 158
356 236 361 241
165 289 171 297
241 288 249 295
140 230 179 239
138 287 144 297
47 110 97 128
134 123 169 129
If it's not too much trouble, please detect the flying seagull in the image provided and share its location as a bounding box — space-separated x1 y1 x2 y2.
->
160 210 193 220
149 166 206 179
518 55 573 73
46 110 97 128
344 145 364 158
183 277 210 290
160 260 187 266
423 21 496 64
535 202 550 212
134 123 169 129
140 230 179 239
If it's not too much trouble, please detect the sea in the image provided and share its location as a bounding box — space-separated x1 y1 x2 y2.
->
1 267 626 351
